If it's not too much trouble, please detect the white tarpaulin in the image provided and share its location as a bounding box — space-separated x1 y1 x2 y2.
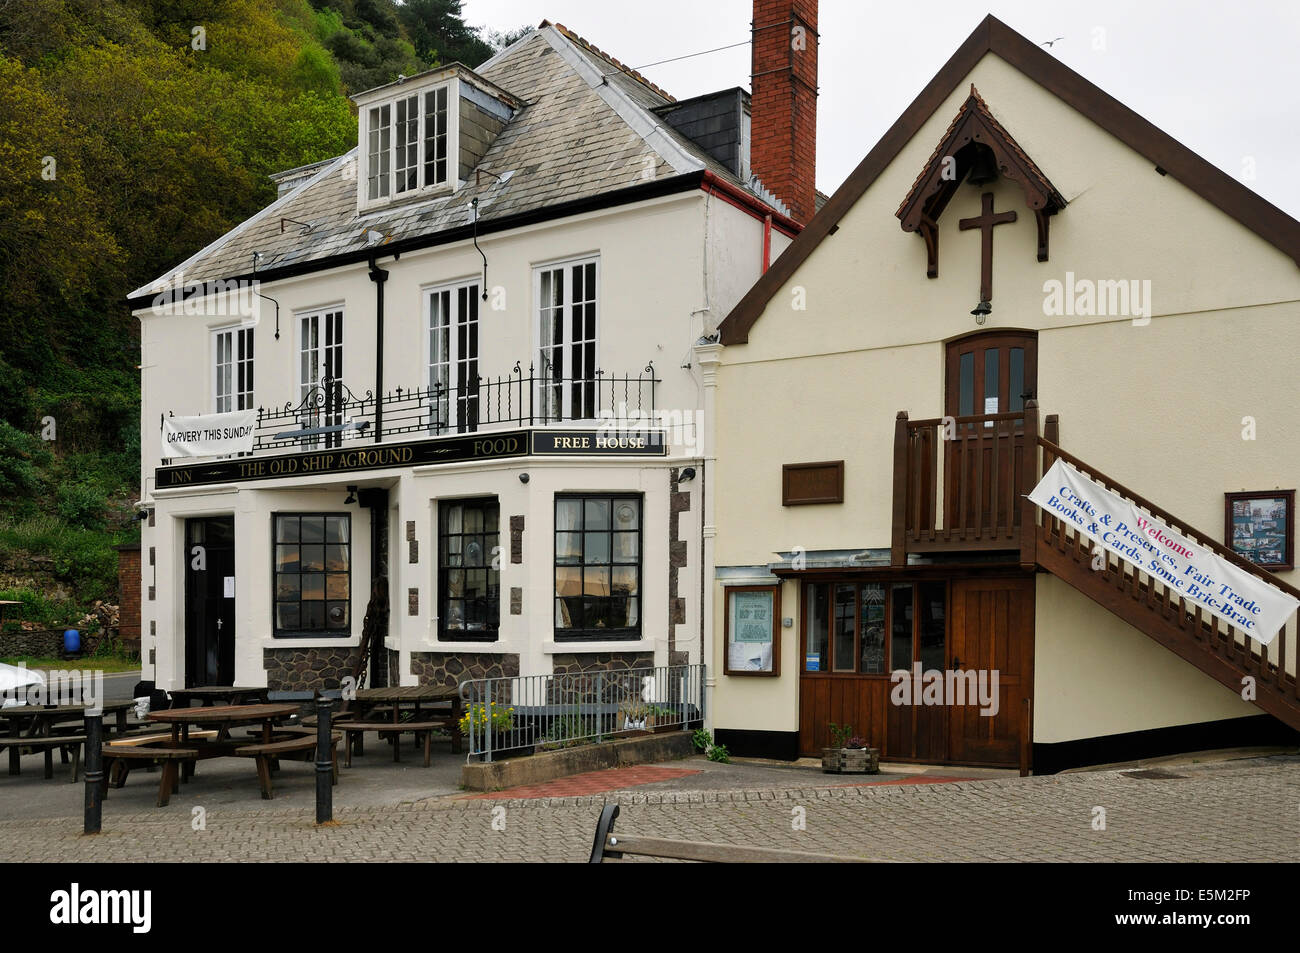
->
161 410 257 458
1029 458 1298 645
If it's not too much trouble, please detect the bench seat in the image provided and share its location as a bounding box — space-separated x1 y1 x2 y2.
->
102 746 200 807
340 721 447 768
0 735 85 780
233 734 339 799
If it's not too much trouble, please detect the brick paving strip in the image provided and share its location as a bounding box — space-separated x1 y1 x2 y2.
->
465 765 703 799
465 766 976 800
1 756 1296 862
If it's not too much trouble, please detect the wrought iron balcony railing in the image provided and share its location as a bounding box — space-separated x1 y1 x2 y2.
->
163 362 660 460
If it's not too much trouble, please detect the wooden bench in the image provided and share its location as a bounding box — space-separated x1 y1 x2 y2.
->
588 804 874 863
102 746 199 807
0 735 85 781
233 734 339 800
340 721 446 768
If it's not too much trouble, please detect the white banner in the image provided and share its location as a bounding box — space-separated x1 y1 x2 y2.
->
161 410 257 458
1030 458 1298 645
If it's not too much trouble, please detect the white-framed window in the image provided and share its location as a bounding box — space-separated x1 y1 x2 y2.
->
362 80 453 206
298 308 344 446
427 280 480 434
213 326 255 413
536 257 599 421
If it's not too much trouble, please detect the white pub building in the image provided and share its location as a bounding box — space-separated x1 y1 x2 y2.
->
128 16 812 695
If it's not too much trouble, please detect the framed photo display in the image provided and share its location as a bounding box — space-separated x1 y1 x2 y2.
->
1225 490 1294 571
724 585 780 676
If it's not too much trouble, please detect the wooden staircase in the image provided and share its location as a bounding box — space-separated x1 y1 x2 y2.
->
1033 431 1300 732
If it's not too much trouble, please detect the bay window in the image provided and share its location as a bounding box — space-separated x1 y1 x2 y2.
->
438 498 500 641
555 494 640 640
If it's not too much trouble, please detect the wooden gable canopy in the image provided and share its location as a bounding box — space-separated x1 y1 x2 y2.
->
896 85 1066 279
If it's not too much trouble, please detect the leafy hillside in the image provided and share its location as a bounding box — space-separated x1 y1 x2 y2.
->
0 0 523 631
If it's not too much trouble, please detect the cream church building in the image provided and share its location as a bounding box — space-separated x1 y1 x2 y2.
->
701 16 1300 772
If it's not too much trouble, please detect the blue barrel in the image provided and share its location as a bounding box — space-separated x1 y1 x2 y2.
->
63 629 80 654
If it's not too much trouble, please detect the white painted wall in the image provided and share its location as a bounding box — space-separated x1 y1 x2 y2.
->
136 185 771 687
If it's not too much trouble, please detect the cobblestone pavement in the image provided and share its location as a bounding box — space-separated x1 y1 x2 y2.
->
2 754 1297 862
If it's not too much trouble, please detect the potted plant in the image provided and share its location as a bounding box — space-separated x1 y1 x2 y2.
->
618 701 679 733
822 722 879 774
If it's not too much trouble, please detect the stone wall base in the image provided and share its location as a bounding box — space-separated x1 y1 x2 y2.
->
410 652 521 688
263 647 358 691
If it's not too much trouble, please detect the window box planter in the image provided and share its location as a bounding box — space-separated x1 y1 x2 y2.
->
822 746 879 774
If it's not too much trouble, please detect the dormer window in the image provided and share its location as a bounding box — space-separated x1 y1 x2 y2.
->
359 78 456 208
352 66 521 213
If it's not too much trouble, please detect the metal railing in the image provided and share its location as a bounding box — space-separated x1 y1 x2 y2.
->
458 663 706 762
163 362 660 461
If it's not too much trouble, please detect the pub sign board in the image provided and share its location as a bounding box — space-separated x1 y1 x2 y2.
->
156 429 667 489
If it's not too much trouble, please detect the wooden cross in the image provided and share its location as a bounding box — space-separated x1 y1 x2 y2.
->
959 192 1017 303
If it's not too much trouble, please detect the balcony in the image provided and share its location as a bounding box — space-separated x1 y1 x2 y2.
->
891 402 1056 565
162 362 660 462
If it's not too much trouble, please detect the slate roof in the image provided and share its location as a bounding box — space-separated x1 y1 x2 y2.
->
130 23 770 302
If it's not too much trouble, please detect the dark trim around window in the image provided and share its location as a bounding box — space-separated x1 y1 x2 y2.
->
554 493 643 641
272 512 352 639
437 496 500 641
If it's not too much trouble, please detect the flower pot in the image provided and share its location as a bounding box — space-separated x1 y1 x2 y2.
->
822 746 879 774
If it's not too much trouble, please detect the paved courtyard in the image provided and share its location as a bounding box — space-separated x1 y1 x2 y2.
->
1 748 1297 862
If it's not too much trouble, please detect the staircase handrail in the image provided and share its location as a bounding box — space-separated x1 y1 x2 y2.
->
1036 435 1300 603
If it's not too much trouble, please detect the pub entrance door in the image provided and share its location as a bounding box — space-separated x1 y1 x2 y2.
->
183 516 236 688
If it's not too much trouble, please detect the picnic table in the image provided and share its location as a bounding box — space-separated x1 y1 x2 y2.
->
1 700 136 778
340 685 462 763
168 686 271 708
117 703 317 804
148 703 300 746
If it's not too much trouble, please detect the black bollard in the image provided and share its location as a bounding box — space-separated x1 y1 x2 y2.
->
83 713 103 835
315 697 333 824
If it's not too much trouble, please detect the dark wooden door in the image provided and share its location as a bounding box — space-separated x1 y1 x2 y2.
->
943 332 1037 540
947 576 1034 766
884 580 948 761
184 517 236 688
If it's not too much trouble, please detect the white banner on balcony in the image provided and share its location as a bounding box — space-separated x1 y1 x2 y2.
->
1030 458 1297 645
161 410 257 458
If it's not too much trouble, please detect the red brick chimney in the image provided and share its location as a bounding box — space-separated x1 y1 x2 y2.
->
750 0 818 224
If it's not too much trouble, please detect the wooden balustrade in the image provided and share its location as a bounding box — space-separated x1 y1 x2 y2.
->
891 399 1299 727
891 401 1041 564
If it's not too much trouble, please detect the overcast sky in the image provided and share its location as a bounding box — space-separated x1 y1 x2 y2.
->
462 0 1300 218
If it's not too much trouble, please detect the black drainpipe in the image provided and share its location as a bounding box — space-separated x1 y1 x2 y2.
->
368 257 389 443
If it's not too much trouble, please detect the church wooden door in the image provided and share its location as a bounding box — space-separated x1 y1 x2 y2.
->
943 332 1037 542
947 576 1034 766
